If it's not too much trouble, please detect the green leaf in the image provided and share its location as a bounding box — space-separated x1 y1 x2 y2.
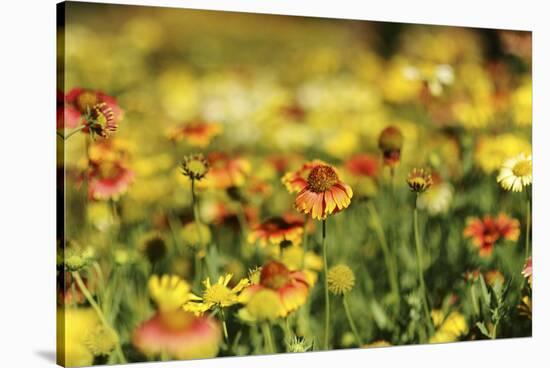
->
478 275 491 308
370 300 389 329
476 322 491 338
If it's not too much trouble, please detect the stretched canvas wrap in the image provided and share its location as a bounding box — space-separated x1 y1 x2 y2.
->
56 1 533 366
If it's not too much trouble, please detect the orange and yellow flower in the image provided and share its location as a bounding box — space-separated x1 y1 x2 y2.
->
378 126 404 168
199 152 251 190
132 310 221 360
464 213 520 257
247 214 305 247
288 162 353 220
167 120 222 147
62 88 123 130
132 274 222 360
344 154 380 178
86 139 135 200
282 159 328 193
239 260 309 317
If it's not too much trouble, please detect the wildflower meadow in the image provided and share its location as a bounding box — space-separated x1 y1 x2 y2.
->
57 3 532 366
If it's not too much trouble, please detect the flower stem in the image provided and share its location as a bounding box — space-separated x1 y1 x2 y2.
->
343 295 363 346
413 196 434 339
71 271 126 364
322 219 330 350
220 308 229 341
491 319 500 339
470 285 480 317
300 216 309 269
190 178 206 285
58 124 87 140
366 201 400 314
262 322 275 354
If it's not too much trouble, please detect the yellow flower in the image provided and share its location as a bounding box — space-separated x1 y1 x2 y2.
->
181 153 210 181
407 168 433 193
511 80 532 127
148 274 192 313
84 324 119 356
180 222 212 249
238 289 285 322
184 274 249 315
497 153 532 192
327 264 355 295
248 266 262 285
429 310 468 343
57 308 101 367
280 245 323 286
475 134 531 174
322 130 359 159
293 162 353 220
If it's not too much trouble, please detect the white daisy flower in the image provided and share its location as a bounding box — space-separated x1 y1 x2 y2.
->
497 153 532 192
417 182 453 216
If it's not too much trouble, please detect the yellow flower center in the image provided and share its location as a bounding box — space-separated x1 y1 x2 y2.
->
407 168 433 193
203 284 234 305
188 159 207 176
76 91 99 112
245 289 283 321
327 264 355 295
307 165 338 193
512 159 531 177
84 325 118 356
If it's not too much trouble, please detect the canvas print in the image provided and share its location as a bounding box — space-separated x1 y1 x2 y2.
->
56 1 532 366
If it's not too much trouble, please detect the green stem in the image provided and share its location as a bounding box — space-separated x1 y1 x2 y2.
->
413 196 434 339
366 201 400 313
92 262 105 305
71 271 126 364
470 285 480 317
58 124 87 140
190 178 207 285
322 219 330 350
300 216 309 269
262 322 275 354
343 295 363 346
235 200 248 237
220 308 229 341
491 319 500 339
191 178 202 225
194 251 203 288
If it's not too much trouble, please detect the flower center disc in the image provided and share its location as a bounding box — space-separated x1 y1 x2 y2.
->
76 91 99 112
307 165 338 193
188 159 207 176
204 284 233 305
512 160 531 177
261 261 291 289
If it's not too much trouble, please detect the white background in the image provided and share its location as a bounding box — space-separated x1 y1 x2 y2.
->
0 0 548 367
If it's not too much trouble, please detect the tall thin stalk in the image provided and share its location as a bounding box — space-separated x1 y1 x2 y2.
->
322 219 330 350
413 195 434 338
72 271 126 364
366 201 400 314
262 322 275 354
190 177 206 286
343 295 363 345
